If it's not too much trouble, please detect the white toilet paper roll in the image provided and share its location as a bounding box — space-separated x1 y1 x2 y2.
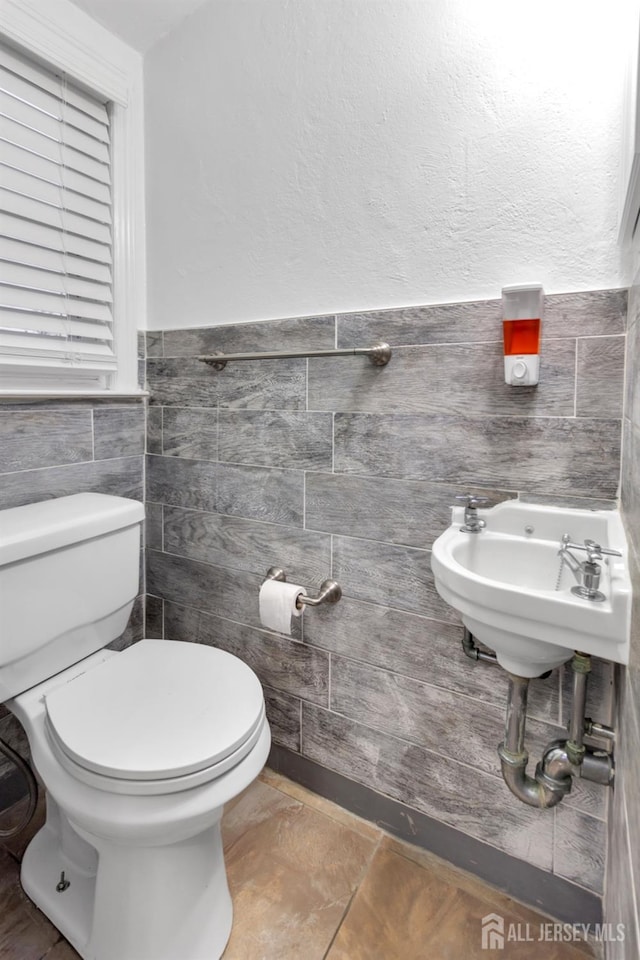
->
258 579 304 635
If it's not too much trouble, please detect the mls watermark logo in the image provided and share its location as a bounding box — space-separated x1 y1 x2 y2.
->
481 914 505 950
481 913 626 949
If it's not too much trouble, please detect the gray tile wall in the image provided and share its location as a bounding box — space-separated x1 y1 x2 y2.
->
605 281 640 957
146 289 625 899
0 349 146 803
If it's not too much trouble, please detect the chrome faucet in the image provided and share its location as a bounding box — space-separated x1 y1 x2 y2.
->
558 535 622 602
456 494 488 533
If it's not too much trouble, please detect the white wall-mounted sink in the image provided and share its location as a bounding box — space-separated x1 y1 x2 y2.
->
430 500 631 677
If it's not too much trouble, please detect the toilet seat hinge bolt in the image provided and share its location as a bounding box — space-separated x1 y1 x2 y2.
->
56 871 70 892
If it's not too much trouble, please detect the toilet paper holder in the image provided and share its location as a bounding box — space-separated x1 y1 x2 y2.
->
265 567 342 608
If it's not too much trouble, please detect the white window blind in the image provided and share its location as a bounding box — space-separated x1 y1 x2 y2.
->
0 42 115 384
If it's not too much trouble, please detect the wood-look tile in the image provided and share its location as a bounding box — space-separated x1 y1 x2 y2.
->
93 405 145 460
263 687 301 751
543 289 627 339
617 670 640 894
625 299 640 427
163 505 331 582
146 405 163 454
305 473 514 548
0 457 143 511
576 337 625 418
37 940 81 959
309 340 576 417
329 655 564 780
605 723 640 960
162 314 335 358
145 330 163 357
145 501 163 552
0 847 61 960
304 597 561 723
333 413 621 498
217 358 307 410
336 289 625 348
162 599 200 642
221 779 376 960
216 461 304 526
0 408 92 474
337 299 503 348
326 845 594 960
218 411 333 470
162 406 217 460
621 421 640 555
0 791 45 862
301 704 554 870
146 357 219 407
144 594 164 639
554 806 606 894
146 550 264 629
146 454 218 512
196 608 328 704
332 535 458 622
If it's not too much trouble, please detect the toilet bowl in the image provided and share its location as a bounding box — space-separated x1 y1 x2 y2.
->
0 494 271 960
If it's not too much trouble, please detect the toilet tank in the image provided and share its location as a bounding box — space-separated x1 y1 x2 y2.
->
0 493 144 702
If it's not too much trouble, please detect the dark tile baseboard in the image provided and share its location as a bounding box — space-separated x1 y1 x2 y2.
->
268 744 602 926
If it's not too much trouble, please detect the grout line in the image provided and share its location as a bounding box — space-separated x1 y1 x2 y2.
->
574 340 579 418
299 699 303 755
90 408 95 461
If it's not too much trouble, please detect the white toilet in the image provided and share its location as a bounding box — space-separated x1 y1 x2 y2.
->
0 492 271 960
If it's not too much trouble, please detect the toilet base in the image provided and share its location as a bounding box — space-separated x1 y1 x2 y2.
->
22 809 233 960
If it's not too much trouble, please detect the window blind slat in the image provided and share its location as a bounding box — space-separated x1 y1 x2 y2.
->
0 211 112 263
1 116 110 184
0 140 111 203
0 308 113 341
0 42 115 380
0 284 112 323
0 261 112 302
0 347 117 371
0 66 109 144
0 92 110 163
0 237 111 283
1 164 112 224
1 190 111 244
1 46 109 125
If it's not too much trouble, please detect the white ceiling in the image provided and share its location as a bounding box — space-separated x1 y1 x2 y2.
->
67 0 210 53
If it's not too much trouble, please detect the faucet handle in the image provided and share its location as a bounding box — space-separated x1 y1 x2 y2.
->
564 538 622 562
455 494 489 508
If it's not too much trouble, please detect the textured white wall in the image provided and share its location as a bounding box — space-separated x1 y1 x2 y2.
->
144 0 628 330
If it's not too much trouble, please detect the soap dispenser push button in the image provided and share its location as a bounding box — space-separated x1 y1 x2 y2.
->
504 354 540 386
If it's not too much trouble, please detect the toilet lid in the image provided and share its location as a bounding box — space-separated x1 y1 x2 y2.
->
44 639 265 781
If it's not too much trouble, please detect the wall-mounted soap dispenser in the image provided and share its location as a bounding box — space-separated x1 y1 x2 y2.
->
502 284 543 386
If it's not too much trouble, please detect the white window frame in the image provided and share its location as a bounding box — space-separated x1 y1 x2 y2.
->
0 0 146 396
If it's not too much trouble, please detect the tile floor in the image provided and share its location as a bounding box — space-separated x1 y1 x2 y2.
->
0 768 596 960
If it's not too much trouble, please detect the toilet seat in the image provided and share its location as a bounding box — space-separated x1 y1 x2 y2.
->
43 639 266 796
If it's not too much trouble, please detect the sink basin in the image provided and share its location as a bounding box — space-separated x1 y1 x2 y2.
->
430 500 631 677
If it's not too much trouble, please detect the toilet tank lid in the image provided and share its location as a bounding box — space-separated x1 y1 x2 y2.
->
0 494 145 566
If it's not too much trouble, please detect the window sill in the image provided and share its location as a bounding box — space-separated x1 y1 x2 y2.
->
0 390 149 399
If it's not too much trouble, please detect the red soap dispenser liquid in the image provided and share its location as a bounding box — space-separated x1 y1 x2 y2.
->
502 284 543 386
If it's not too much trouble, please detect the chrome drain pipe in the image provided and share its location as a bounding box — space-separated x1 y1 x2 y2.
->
498 674 572 808
497 652 612 809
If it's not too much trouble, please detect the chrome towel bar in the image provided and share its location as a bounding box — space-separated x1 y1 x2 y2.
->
197 341 391 370
265 567 342 608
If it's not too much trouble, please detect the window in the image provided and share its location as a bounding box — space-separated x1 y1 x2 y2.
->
0 0 145 395
0 42 116 389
